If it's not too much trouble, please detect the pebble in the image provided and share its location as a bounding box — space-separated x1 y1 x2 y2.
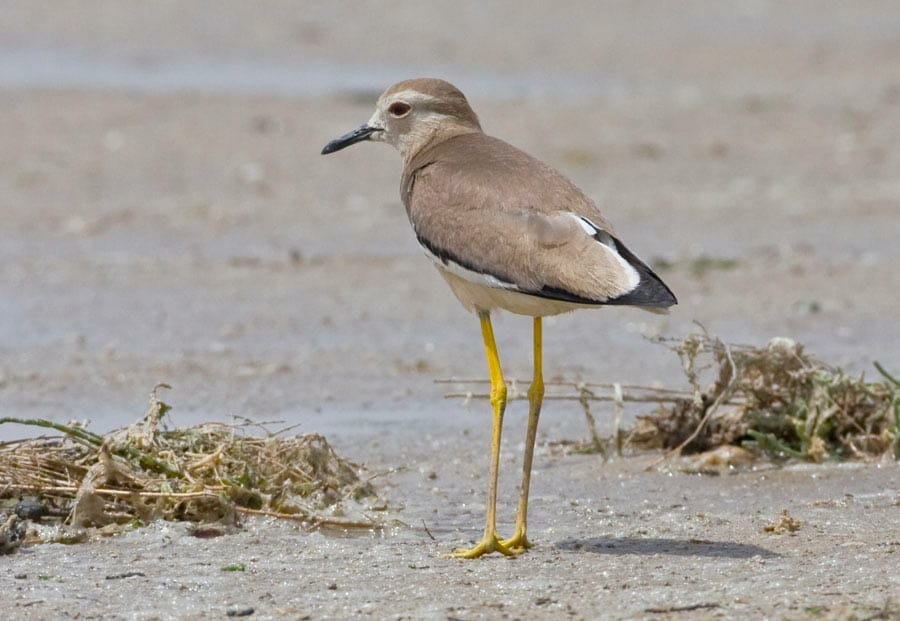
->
226 605 255 617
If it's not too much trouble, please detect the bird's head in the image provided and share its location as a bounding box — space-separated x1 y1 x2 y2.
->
321 78 482 160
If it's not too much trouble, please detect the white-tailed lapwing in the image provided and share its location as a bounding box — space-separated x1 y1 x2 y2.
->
322 78 676 558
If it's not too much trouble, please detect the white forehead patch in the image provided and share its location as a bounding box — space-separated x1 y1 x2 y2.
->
367 108 385 130
380 89 438 105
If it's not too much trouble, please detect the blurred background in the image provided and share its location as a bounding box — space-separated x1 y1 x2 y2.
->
1 1 898 440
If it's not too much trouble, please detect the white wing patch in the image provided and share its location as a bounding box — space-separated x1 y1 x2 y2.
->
573 215 642 292
420 244 521 291
575 216 597 236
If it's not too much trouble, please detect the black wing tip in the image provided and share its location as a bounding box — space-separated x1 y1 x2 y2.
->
605 281 677 308
606 236 677 308
536 281 676 308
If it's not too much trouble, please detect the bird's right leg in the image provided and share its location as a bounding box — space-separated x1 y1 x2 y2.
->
501 316 543 551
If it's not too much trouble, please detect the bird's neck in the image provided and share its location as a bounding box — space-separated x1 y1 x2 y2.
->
400 119 481 167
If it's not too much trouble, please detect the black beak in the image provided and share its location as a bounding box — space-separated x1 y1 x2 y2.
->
321 124 382 155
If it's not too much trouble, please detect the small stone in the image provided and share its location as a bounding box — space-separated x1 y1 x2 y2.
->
226 605 255 617
191 524 227 539
15 498 48 520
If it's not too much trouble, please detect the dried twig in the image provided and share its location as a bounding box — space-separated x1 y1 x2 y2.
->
235 507 377 529
648 337 738 468
577 385 606 457
645 602 720 614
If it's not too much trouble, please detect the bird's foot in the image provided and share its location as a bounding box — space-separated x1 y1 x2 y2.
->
499 530 533 552
447 533 520 559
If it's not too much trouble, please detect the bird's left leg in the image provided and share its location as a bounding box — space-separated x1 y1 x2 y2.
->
501 316 544 551
450 311 516 559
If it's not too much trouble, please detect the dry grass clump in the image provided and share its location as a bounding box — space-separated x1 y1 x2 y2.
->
442 333 899 463
630 334 900 461
763 509 802 535
0 385 378 542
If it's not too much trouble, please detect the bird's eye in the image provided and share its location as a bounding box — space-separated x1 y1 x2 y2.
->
388 102 411 117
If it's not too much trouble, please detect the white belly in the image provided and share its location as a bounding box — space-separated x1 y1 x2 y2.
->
437 268 595 317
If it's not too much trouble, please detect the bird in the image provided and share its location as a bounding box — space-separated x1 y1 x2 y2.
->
321 78 676 558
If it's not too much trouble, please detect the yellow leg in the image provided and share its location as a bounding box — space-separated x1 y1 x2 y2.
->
450 311 517 559
501 316 544 551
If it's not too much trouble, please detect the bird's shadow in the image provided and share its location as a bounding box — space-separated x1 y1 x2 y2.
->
555 536 779 559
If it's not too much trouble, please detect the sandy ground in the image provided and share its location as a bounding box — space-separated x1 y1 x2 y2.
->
2 2 900 619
